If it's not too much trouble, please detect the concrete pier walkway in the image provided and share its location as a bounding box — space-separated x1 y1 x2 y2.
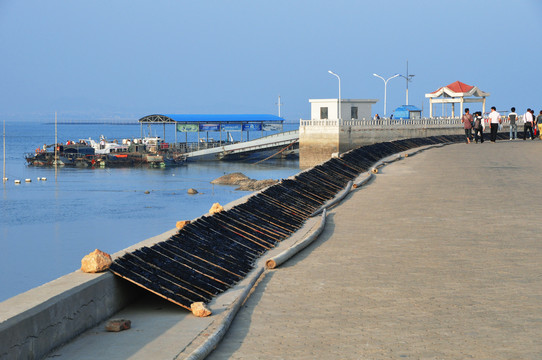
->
206 141 542 359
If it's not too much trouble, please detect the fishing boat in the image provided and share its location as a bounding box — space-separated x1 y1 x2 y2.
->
26 136 186 168
26 142 95 166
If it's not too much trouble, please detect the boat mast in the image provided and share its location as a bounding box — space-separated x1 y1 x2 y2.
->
2 119 6 184
54 111 58 179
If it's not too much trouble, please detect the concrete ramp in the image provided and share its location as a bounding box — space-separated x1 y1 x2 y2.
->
184 130 299 161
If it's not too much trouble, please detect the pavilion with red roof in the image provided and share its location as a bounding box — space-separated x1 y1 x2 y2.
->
425 81 490 118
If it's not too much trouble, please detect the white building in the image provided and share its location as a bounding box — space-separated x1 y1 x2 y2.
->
309 99 378 121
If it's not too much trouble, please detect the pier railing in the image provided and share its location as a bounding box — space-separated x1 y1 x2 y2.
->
300 117 462 128
300 115 525 128
170 130 300 154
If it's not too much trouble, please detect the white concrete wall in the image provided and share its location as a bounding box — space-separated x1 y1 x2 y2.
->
299 121 340 168
309 99 378 121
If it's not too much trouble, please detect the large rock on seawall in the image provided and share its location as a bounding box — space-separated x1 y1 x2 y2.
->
191 302 212 317
209 202 224 214
81 249 113 273
176 220 191 230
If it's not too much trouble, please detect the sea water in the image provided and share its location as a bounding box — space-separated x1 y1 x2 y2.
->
0 121 300 302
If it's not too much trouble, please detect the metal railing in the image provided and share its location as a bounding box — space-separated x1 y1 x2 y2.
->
300 117 462 128
300 115 531 128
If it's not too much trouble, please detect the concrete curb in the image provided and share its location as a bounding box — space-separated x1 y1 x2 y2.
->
311 181 353 216
352 172 374 189
265 209 327 269
370 143 451 174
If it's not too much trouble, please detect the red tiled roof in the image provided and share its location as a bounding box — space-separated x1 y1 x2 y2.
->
426 81 489 99
446 81 473 93
431 81 474 94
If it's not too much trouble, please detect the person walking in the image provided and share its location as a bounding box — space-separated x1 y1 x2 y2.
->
531 109 538 137
473 111 485 143
488 106 501 142
537 110 542 140
461 108 474 143
508 107 518 140
523 108 534 140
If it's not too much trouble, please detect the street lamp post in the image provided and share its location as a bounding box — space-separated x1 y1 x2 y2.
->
328 70 341 121
398 60 415 105
373 73 400 117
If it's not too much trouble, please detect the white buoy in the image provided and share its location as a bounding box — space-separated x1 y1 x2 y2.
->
41 177 47 181
14 179 21 184
37 177 41 181
25 178 32 183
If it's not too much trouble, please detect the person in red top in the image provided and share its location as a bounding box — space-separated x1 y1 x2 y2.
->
461 108 474 144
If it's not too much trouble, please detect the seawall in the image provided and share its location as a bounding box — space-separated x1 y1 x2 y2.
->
300 118 465 167
0 229 176 360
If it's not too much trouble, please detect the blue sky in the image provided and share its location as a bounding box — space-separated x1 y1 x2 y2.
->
0 0 540 121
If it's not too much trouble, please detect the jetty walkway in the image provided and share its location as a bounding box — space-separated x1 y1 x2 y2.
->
15 139 541 359
206 140 542 359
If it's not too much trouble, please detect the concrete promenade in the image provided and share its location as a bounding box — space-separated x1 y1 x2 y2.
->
206 140 542 359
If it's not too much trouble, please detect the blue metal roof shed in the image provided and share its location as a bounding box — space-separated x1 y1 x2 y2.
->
137 114 285 143
392 105 422 120
138 114 284 123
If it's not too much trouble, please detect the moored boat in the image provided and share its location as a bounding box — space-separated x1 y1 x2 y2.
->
26 137 186 168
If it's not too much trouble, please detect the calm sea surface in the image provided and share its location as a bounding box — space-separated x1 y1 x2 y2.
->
0 121 300 302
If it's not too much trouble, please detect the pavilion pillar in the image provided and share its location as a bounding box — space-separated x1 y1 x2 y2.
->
451 103 455 118
460 97 464 117
429 99 433 118
482 97 486 114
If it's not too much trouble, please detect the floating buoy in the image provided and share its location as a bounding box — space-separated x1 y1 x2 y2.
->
2 177 8 182
144 190 150 194
187 188 198 195
25 178 32 183
14 179 21 184
37 177 41 181
41 177 47 181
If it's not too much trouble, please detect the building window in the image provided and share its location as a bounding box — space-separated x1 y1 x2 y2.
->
320 107 328 119
351 106 358 119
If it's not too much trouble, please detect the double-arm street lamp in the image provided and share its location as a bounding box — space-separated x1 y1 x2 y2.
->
398 60 415 105
328 70 341 121
373 73 400 116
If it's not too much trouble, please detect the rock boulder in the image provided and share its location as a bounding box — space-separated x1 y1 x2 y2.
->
191 302 212 317
209 202 224 214
81 249 112 273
